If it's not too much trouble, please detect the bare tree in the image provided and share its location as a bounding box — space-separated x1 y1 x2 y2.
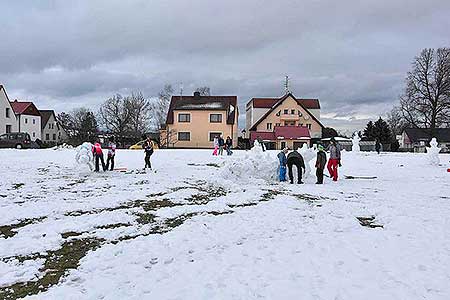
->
399 48 450 132
59 108 98 144
195 86 211 96
128 91 152 137
159 128 179 148
98 94 133 142
386 106 407 135
152 84 174 129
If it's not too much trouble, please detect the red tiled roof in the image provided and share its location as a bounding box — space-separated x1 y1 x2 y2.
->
249 96 320 109
10 101 41 116
166 93 237 125
249 93 324 131
250 126 311 142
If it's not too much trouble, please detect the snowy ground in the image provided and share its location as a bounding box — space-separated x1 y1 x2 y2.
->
0 148 449 300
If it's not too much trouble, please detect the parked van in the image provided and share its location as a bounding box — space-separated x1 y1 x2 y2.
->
0 132 32 149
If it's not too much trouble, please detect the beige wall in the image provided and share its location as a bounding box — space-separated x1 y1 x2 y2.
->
167 109 238 148
255 95 322 138
42 114 68 144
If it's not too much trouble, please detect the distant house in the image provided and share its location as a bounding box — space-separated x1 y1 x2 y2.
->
161 91 238 148
247 92 324 149
0 85 18 135
401 128 450 153
9 100 42 141
39 110 68 145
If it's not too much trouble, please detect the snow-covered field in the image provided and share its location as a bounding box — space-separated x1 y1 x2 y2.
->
0 148 449 300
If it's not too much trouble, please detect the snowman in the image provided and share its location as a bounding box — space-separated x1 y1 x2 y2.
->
298 143 316 178
75 142 94 170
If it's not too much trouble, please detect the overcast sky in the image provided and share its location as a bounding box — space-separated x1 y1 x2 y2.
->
1 0 449 133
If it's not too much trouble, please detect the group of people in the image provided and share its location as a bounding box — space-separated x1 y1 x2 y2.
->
90 136 155 172
277 137 342 184
212 135 233 156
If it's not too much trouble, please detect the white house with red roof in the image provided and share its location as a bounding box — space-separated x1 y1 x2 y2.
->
246 92 324 150
0 85 18 135
9 100 42 141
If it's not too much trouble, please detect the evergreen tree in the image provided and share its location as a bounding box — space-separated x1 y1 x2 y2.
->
363 118 392 144
363 121 376 140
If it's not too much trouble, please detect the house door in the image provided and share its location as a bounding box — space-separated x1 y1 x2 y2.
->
265 142 276 150
281 141 286 149
293 142 304 150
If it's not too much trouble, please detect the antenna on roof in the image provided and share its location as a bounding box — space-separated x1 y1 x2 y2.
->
284 75 290 94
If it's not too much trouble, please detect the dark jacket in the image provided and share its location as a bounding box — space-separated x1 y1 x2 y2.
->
315 151 327 169
218 138 225 146
277 151 287 167
225 138 232 147
143 141 154 155
287 151 305 169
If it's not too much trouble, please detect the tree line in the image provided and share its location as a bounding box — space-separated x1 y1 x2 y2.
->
56 85 211 146
347 47 449 151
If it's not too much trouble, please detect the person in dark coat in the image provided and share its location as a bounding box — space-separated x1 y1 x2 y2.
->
277 148 288 182
225 136 233 155
375 139 381 154
218 135 225 155
287 149 305 184
315 144 327 184
143 137 154 169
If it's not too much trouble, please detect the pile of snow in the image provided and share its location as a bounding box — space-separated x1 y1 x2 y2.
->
51 143 74 150
75 142 94 170
296 144 316 178
221 140 278 182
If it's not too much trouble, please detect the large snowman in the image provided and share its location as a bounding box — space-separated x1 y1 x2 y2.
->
75 142 94 170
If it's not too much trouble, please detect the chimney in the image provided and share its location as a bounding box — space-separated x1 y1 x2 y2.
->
193 91 201 100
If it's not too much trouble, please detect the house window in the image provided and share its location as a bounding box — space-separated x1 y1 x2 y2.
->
275 123 281 127
281 141 286 149
49 124 51 129
291 109 295 115
178 113 191 122
33 119 36 124
178 132 190 141
210 114 222 123
299 123 304 127
6 108 10 118
267 123 272 130
46 134 50 140
53 134 56 140
306 124 312 129
283 109 288 114
25 118 28 124
6 125 12 133
32 132 35 137
209 132 222 141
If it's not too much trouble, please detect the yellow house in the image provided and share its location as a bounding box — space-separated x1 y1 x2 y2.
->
247 93 324 149
161 92 239 148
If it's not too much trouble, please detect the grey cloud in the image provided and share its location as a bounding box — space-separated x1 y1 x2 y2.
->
1 0 449 131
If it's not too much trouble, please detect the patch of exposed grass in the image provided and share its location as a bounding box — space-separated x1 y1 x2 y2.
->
0 217 46 239
356 216 383 228
12 183 25 190
0 237 103 300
